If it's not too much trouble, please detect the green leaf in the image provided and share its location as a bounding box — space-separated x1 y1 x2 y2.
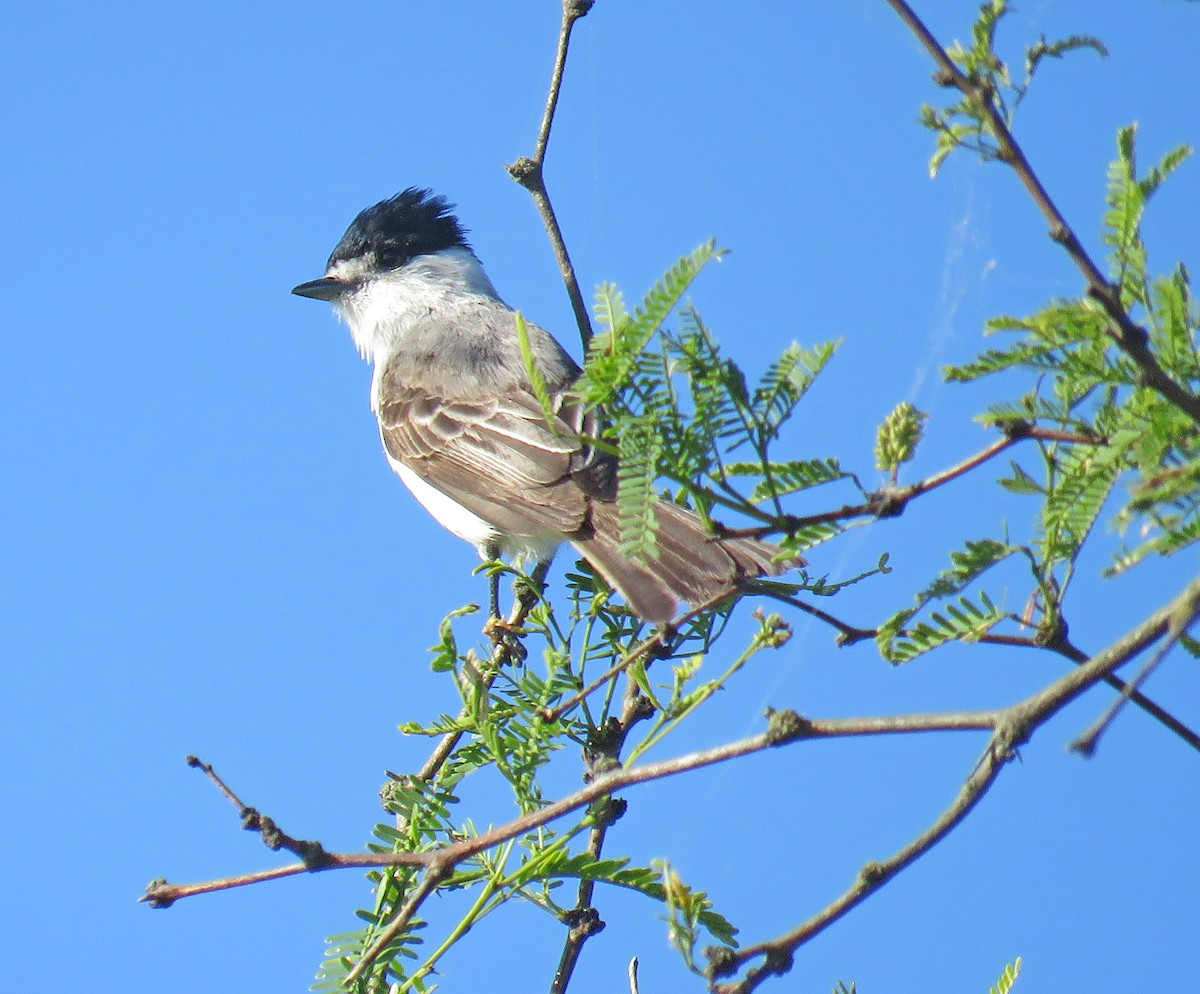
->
1038 435 1129 568
998 460 1044 495
427 603 479 672
654 859 739 973
515 311 558 429
616 415 663 562
1025 34 1107 80
877 538 1017 663
723 457 846 503
751 340 839 436
989 956 1022 994
882 592 1006 664
577 241 725 409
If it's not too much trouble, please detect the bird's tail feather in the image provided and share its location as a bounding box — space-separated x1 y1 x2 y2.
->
571 500 800 623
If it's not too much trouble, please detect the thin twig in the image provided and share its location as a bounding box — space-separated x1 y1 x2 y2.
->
760 591 876 647
549 676 657 994
760 593 1200 753
1071 594 1200 755
182 756 330 867
720 422 1099 540
884 0 1200 425
140 849 428 908
708 574 1200 993
507 0 595 348
1037 635 1200 752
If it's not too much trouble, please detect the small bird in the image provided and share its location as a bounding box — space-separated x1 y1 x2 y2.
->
292 188 796 622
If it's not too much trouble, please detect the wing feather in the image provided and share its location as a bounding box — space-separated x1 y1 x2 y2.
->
377 361 593 537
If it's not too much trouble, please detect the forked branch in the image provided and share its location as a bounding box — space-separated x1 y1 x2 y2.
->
884 0 1200 425
507 0 596 348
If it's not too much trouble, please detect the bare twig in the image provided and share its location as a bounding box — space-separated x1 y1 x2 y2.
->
720 421 1100 540
707 574 1200 993
182 756 331 867
884 0 1200 425
1071 593 1200 755
140 849 428 908
760 594 1200 753
549 677 657 994
507 0 595 348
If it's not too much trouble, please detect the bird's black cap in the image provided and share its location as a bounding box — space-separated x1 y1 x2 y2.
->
328 187 470 272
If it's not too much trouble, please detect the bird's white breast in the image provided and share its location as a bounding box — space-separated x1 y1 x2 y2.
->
386 454 563 563
330 247 499 396
388 455 499 550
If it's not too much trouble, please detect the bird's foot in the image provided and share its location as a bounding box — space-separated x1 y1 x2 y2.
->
484 616 528 664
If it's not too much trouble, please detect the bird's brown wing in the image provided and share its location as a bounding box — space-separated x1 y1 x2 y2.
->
375 349 798 623
376 370 600 540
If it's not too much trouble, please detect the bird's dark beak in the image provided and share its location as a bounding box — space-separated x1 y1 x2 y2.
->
291 276 347 301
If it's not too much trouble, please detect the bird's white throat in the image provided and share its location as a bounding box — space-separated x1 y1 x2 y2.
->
330 247 500 371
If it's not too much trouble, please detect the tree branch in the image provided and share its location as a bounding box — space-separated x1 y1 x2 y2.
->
1070 595 1200 755
549 678 653 994
884 0 1200 425
719 421 1099 540
142 710 997 912
507 0 595 349
707 574 1200 993
760 594 1200 753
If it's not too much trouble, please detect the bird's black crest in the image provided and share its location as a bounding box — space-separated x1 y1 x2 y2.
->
328 188 470 271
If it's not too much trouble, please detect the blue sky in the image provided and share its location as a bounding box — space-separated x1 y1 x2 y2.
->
3 2 1198 992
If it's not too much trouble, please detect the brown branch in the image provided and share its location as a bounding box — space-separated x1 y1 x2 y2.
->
761 591 877 648
140 851 428 909
549 681 652 994
720 421 1099 541
506 0 595 349
884 0 1200 426
761 593 1200 754
1070 594 1200 755
145 707 999 915
343 861 451 988
183 756 331 867
1021 633 1200 752
708 574 1200 994
420 708 1003 872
